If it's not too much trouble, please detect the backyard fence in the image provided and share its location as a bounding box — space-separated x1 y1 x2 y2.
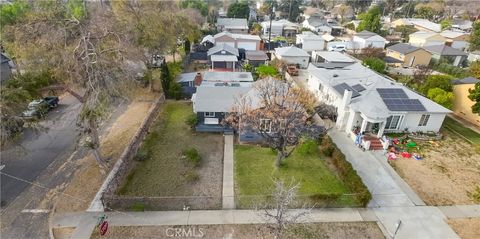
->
100 95 165 208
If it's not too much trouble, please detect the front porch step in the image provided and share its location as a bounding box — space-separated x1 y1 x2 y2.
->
364 135 384 150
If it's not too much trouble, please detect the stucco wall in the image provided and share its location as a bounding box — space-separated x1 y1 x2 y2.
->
453 84 480 126
400 113 446 132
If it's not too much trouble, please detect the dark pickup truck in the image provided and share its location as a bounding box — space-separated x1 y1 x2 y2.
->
22 96 59 118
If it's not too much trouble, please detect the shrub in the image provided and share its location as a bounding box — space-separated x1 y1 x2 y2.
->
297 139 318 156
185 113 198 129
320 136 335 157
363 57 386 74
183 147 201 166
185 170 200 182
130 202 145 211
134 147 149 161
469 186 480 203
324 136 372 206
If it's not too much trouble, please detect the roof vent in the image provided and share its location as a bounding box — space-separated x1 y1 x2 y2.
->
333 74 339 77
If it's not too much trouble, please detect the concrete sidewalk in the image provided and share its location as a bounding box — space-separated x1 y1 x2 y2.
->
222 134 234 209
53 208 365 229
328 130 415 207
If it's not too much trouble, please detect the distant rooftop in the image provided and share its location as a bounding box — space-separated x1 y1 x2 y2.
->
452 77 480 85
387 43 421 54
216 18 248 29
423 44 468 56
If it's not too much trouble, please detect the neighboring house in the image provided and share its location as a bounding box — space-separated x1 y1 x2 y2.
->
274 46 310 68
192 72 254 132
260 19 299 37
245 50 268 67
306 61 451 149
452 77 480 126
177 72 202 97
296 31 325 52
311 51 355 64
391 18 441 33
468 51 480 62
218 7 227 18
423 44 468 66
213 31 261 51
352 30 386 50
408 31 446 47
303 17 343 36
451 19 473 32
385 43 432 67
440 30 470 51
1 53 13 84
207 43 240 71
216 18 249 34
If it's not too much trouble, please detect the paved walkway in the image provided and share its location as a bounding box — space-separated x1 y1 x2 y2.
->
222 134 234 209
328 129 460 239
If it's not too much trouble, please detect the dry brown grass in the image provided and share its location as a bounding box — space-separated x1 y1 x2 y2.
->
447 218 480 239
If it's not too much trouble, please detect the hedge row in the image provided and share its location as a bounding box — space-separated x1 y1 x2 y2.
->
320 136 372 207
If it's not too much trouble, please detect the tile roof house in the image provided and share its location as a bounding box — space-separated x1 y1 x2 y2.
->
385 43 432 67
207 43 240 71
451 77 480 126
213 31 262 51
274 46 310 68
408 31 446 47
423 44 468 66
306 61 450 149
216 18 249 34
351 30 386 50
440 30 470 51
295 31 325 52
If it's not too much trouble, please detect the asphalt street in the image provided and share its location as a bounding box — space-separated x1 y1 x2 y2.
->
1 94 81 207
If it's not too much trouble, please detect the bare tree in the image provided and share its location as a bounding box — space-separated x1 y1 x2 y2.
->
260 180 311 239
226 79 325 168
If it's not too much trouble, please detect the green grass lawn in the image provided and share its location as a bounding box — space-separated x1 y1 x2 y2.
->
118 101 223 197
442 116 480 145
234 144 358 208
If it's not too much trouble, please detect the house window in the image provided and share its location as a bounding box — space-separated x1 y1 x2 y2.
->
204 112 215 117
260 119 272 133
385 115 402 130
418 114 430 126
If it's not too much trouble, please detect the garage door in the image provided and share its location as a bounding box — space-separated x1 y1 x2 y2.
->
217 41 235 48
237 42 256 50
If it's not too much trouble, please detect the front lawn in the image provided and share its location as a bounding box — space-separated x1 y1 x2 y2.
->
118 101 223 208
442 116 480 144
235 144 358 208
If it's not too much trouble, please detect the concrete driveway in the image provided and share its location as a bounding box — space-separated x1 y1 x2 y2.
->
1 94 81 207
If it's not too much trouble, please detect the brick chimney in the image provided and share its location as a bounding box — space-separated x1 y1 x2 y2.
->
194 72 203 86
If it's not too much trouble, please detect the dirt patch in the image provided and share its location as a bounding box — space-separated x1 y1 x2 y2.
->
53 227 75 239
390 131 480 205
447 218 480 239
90 222 384 239
54 92 157 213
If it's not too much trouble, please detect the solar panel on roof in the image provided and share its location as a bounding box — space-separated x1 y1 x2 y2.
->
377 88 408 99
351 84 366 92
383 98 426 111
333 83 361 98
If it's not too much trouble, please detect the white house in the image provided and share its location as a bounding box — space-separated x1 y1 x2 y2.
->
213 31 262 51
296 31 325 52
306 61 450 149
352 30 386 50
391 18 441 33
311 51 355 64
274 46 310 68
303 17 343 36
261 19 299 37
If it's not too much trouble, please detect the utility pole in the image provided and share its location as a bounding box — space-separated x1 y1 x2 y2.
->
288 0 293 21
268 5 275 52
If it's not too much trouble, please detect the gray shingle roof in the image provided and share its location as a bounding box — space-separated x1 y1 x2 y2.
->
207 43 239 56
423 44 468 56
354 30 377 39
387 43 421 54
216 18 248 29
